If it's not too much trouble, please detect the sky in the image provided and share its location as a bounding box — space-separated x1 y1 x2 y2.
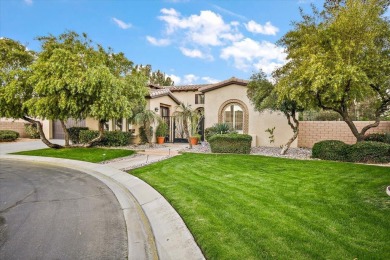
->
1 0 389 85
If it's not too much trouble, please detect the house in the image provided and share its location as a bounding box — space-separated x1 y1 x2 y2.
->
0 77 297 148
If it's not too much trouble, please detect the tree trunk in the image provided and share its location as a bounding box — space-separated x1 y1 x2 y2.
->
22 116 63 149
60 120 70 147
280 111 299 155
183 117 192 149
82 120 104 148
342 114 366 142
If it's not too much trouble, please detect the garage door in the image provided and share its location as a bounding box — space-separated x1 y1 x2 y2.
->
53 119 86 139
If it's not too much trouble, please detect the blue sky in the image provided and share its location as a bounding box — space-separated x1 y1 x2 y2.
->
1 0 388 85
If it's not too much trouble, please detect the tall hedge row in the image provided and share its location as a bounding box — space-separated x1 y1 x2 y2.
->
209 134 252 154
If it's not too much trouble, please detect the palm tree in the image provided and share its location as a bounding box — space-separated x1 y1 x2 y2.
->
134 109 160 147
174 103 194 149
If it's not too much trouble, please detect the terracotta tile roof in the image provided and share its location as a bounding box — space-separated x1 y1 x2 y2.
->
168 84 210 92
199 77 248 92
148 88 181 104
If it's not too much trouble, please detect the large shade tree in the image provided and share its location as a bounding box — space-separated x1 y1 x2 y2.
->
0 37 63 148
275 0 390 142
247 70 303 155
1 32 147 148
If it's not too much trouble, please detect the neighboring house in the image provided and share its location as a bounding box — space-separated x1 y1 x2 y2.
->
0 77 297 148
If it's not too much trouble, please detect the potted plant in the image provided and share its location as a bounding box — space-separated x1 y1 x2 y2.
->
189 111 203 145
156 120 169 144
190 133 201 145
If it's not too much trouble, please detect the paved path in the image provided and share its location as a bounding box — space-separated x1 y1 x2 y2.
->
0 140 204 260
0 160 127 260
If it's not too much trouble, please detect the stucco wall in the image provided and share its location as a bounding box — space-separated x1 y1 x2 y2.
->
203 84 297 147
171 91 204 110
298 121 390 148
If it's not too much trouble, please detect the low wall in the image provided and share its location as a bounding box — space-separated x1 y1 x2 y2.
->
298 121 390 148
0 120 28 138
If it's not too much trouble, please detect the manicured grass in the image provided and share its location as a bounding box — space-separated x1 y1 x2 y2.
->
13 148 135 163
131 153 390 259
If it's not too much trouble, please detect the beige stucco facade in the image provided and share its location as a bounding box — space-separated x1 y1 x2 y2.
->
202 84 297 147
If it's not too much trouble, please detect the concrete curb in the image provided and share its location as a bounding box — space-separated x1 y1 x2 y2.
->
0 155 205 260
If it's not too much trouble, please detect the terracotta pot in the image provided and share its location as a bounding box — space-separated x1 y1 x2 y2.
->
157 136 165 144
190 137 199 145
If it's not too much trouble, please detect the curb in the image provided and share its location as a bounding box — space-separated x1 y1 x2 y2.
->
0 155 205 260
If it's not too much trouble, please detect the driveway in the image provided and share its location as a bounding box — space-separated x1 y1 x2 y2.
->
0 160 127 259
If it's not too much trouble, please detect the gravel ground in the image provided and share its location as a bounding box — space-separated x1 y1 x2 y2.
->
180 142 312 160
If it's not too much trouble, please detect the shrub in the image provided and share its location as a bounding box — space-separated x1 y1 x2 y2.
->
209 134 252 154
155 121 168 137
24 123 40 139
347 141 390 163
364 132 390 144
312 140 349 161
79 130 133 146
67 127 89 144
0 130 19 142
205 123 233 141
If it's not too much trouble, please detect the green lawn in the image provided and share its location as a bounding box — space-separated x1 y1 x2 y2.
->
13 148 135 163
131 153 390 260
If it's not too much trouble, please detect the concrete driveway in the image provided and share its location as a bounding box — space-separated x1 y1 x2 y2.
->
0 160 127 259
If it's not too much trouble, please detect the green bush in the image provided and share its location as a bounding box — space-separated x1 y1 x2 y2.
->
0 130 19 142
364 132 390 144
24 123 40 139
205 123 234 141
209 134 252 154
312 140 349 161
155 121 168 137
347 141 390 163
67 127 89 144
79 130 133 146
312 140 390 163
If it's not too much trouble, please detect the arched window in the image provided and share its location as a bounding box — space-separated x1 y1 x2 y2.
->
218 99 249 134
224 104 243 132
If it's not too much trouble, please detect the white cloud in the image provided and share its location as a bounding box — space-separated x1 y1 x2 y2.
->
179 47 213 60
24 0 33 5
112 17 132 29
220 38 286 72
245 20 279 35
146 36 170 46
183 74 199 84
158 9 243 46
202 77 219 84
167 74 181 85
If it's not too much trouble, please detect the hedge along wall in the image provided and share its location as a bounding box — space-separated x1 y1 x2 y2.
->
0 119 28 138
298 121 390 148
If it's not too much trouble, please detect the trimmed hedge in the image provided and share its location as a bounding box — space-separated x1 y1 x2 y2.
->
312 140 390 163
312 140 348 161
364 132 390 144
209 133 252 154
68 127 89 144
347 141 390 163
0 130 19 142
79 130 133 146
24 123 40 139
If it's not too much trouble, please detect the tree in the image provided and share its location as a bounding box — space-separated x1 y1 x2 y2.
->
134 109 160 147
275 0 390 142
135 65 174 86
0 37 63 148
247 70 303 155
26 31 147 147
174 103 195 149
